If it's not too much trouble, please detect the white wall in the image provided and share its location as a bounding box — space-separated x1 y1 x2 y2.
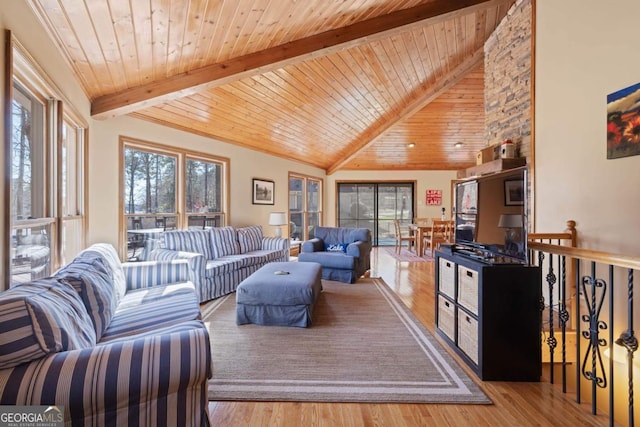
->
535 0 640 255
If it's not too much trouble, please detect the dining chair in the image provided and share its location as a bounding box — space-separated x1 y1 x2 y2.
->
204 216 220 228
413 217 430 226
423 219 451 257
393 219 416 253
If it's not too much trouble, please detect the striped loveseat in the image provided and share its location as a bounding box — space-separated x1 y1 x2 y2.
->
150 225 289 302
0 243 212 426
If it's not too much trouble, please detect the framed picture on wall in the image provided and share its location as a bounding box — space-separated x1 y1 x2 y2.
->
504 179 524 206
252 178 274 205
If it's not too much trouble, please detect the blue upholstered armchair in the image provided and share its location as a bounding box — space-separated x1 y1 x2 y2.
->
298 226 371 283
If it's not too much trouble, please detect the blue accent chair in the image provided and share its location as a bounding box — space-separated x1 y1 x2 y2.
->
298 226 372 283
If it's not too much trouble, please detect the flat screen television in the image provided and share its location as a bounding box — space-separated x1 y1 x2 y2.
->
453 168 528 263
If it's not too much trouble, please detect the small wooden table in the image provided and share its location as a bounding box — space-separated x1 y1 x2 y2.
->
127 228 164 260
289 239 302 256
409 224 431 256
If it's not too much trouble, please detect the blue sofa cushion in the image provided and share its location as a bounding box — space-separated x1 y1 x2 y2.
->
243 249 284 265
55 252 117 341
204 256 248 277
298 251 355 269
210 226 240 258
100 282 200 341
0 278 96 369
315 226 369 245
237 225 263 253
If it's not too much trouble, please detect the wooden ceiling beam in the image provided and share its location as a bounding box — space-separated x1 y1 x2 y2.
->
91 0 511 119
325 48 484 175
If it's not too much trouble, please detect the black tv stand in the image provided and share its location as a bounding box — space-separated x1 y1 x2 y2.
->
435 250 541 381
449 244 524 265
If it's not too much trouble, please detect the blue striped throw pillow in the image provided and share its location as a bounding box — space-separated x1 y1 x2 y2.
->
0 278 96 369
163 230 214 260
55 253 116 341
210 226 240 258
237 225 263 253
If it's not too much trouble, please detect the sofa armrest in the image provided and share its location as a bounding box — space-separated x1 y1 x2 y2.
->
302 238 324 253
122 258 192 291
148 249 207 301
0 320 212 424
146 248 206 290
346 240 369 258
261 236 290 251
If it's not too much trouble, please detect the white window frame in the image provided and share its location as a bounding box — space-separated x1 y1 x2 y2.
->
120 136 230 260
4 36 87 288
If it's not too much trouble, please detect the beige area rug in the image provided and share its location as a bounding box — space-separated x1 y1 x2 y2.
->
383 246 432 262
201 278 490 404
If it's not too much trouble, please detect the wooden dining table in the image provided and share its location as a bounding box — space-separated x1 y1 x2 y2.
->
409 223 432 256
409 220 455 256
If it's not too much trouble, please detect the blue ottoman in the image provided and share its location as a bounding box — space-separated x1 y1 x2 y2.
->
236 262 322 327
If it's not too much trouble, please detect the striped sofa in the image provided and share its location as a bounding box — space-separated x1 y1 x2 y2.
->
0 243 212 426
150 225 289 302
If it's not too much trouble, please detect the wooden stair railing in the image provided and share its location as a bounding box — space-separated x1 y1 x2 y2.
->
528 220 639 427
529 220 578 332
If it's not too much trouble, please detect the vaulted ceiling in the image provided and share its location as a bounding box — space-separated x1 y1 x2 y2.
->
28 0 516 173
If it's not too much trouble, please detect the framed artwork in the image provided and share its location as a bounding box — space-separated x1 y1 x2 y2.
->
426 189 442 206
607 82 640 159
504 179 524 206
252 178 274 205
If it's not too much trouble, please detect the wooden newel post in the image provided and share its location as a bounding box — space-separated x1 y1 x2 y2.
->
564 219 577 329
565 220 577 248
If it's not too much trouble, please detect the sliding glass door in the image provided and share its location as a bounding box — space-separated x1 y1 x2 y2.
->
337 182 414 246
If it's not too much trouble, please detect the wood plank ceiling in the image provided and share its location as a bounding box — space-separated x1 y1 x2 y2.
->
28 0 517 173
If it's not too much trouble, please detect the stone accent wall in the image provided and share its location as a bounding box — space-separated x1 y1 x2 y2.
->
484 0 532 159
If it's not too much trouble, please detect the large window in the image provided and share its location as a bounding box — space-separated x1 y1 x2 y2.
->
11 83 45 221
185 156 225 228
10 83 52 285
124 146 177 218
6 39 87 288
59 116 86 264
289 173 323 241
121 138 228 261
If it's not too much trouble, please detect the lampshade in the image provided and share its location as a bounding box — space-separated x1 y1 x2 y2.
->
498 214 523 228
269 212 288 226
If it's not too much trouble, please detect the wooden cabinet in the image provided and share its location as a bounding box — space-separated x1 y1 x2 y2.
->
435 249 542 381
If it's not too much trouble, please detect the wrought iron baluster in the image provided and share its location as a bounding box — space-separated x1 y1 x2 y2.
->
538 251 547 362
615 268 637 427
580 261 608 415
546 251 557 383
609 266 614 427
560 255 570 393
577 260 581 403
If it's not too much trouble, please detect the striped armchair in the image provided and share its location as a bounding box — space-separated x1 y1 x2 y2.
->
150 225 289 302
0 243 212 425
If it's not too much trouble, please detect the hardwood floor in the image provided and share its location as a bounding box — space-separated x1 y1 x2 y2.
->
208 247 609 426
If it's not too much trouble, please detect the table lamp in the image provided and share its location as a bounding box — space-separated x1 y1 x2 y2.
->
498 214 523 253
269 212 288 238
